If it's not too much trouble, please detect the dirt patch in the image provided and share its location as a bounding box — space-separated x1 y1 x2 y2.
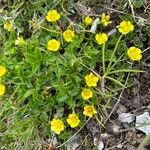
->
66 1 150 150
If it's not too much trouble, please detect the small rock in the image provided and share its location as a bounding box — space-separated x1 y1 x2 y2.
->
136 112 150 135
117 143 123 149
97 141 104 150
118 113 134 123
94 137 98 146
106 121 121 134
90 18 100 33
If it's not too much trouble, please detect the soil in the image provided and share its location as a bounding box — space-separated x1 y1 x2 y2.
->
61 1 150 150
71 37 150 150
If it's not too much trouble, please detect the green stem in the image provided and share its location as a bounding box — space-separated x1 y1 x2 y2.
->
137 135 150 150
106 34 123 75
40 26 60 34
105 76 126 87
95 115 105 128
101 77 105 94
101 43 106 94
56 118 90 149
107 69 144 75
102 43 106 74
104 98 111 110
108 53 124 73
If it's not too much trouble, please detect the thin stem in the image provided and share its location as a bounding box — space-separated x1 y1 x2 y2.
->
128 0 136 22
105 76 126 87
106 34 123 75
61 0 72 15
56 118 90 149
119 122 150 133
73 55 101 79
137 135 150 150
107 69 144 75
40 26 61 34
142 46 150 53
108 53 124 73
102 43 106 74
101 77 105 94
104 63 133 124
101 43 106 94
95 115 105 128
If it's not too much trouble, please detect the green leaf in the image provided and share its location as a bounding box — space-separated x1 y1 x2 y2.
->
34 48 42 62
21 89 33 101
66 35 83 53
25 53 35 63
133 0 144 8
105 50 116 61
29 62 40 77
83 46 99 59
59 130 72 141
66 98 76 108
25 48 42 77
57 94 68 102
46 52 57 62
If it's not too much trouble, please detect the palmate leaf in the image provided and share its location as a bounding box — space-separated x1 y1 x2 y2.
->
83 46 99 59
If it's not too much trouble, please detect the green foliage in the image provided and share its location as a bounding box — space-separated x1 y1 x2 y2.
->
133 0 144 8
0 0 146 149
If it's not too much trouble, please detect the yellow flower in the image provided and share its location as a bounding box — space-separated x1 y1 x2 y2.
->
0 66 6 77
50 118 65 134
46 10 60 22
0 84 5 96
101 13 112 27
83 105 97 117
15 36 26 46
47 39 60 51
63 30 75 42
81 88 93 100
118 21 134 35
67 113 80 128
84 16 93 25
85 72 99 87
95 33 108 45
4 21 13 31
127 47 142 61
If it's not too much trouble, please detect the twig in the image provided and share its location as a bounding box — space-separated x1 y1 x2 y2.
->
107 7 147 21
106 141 128 150
56 118 90 149
77 134 90 150
142 46 150 53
